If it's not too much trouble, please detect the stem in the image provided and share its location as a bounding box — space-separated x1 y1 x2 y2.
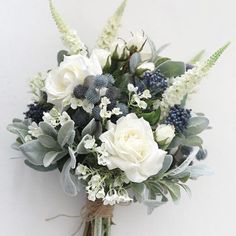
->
94 217 103 236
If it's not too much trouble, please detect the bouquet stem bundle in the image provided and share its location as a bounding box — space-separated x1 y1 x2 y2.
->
82 200 113 236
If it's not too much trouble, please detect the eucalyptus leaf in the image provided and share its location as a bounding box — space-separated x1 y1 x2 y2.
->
183 135 203 147
60 147 81 196
154 57 170 67
131 183 145 202
157 60 186 78
161 180 181 202
184 117 209 136
168 134 185 149
57 121 75 147
20 140 50 166
24 160 57 172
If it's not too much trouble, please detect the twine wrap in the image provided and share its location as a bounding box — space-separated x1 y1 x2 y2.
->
82 200 114 222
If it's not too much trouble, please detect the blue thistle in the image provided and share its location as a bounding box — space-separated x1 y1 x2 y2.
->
85 88 100 104
196 149 207 161
116 103 129 117
164 105 191 133
94 75 108 89
106 86 121 100
141 70 168 96
73 85 88 99
72 108 90 128
106 74 115 85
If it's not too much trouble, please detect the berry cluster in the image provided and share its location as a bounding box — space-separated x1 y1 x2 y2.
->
164 105 191 133
24 103 49 123
142 70 168 96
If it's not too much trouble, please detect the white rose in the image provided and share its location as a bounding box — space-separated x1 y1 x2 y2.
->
155 124 175 145
100 113 166 183
45 54 102 107
91 48 111 68
110 39 128 59
127 32 147 51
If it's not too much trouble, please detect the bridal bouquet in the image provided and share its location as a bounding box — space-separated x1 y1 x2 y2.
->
7 0 229 235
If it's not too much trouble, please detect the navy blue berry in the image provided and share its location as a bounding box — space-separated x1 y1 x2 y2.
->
73 85 88 99
24 103 49 124
164 105 191 133
196 149 207 161
141 70 168 96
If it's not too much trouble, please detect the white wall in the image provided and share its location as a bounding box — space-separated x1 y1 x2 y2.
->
0 0 235 235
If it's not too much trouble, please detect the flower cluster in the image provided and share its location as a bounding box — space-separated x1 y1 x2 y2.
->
8 0 228 218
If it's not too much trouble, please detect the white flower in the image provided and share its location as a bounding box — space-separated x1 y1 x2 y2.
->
112 108 122 116
110 39 128 59
127 31 147 51
82 99 94 113
127 83 138 93
43 112 59 127
45 54 102 109
96 189 105 199
137 62 155 72
24 135 33 142
76 164 89 176
84 137 96 150
91 48 111 68
59 112 71 126
140 89 151 99
100 97 111 107
100 108 112 119
155 124 175 145
28 122 43 138
99 113 167 183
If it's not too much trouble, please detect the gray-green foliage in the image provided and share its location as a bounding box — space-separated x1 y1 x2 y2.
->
131 146 211 214
60 147 82 196
169 115 209 149
8 119 76 171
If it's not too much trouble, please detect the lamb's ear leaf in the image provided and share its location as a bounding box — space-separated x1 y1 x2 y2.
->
129 52 141 74
60 147 81 196
144 198 168 215
76 134 92 154
24 160 57 172
156 155 173 178
96 0 128 49
38 135 61 149
184 116 209 136
82 119 102 139
19 140 49 166
43 150 67 167
39 122 57 138
57 121 75 147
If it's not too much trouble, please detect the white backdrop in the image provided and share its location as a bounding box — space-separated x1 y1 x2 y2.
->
1 0 236 235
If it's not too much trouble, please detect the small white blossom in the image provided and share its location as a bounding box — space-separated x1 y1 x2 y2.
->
24 135 33 142
96 189 105 199
43 112 59 127
76 164 90 176
28 122 43 138
59 112 71 126
128 83 138 93
140 89 151 99
70 97 83 110
100 97 111 107
112 107 122 116
84 137 96 150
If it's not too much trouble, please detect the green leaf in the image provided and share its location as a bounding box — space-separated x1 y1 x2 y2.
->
168 133 185 149
184 117 209 136
154 57 170 67
24 160 57 172
139 107 161 126
186 164 214 180
38 135 60 149
157 60 186 78
20 140 50 166
57 121 75 147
